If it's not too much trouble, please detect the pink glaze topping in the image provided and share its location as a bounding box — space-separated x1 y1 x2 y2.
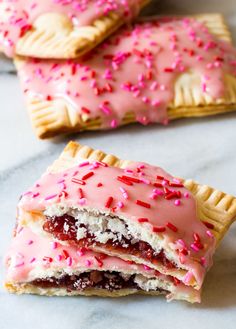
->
5 226 200 301
0 0 143 57
19 160 216 286
16 17 236 129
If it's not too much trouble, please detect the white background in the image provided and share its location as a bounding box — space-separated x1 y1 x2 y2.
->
0 1 236 328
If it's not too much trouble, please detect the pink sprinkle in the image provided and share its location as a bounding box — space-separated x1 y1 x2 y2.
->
66 257 73 267
150 81 158 91
117 201 124 208
27 240 34 245
111 119 118 128
56 254 62 262
30 257 36 263
177 239 186 248
190 243 200 252
15 261 24 268
140 178 150 185
143 265 151 271
85 260 91 267
78 161 89 167
174 200 181 206
52 242 58 250
32 192 39 198
184 192 189 198
138 164 145 169
206 230 214 238
150 193 158 200
79 198 87 205
45 194 57 201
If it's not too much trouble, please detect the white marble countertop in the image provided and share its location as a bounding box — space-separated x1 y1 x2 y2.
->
0 1 236 328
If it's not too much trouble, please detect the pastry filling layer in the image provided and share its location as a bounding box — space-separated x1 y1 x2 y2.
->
43 213 176 270
32 271 167 293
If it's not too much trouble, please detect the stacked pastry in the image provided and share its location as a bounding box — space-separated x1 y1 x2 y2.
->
1 1 236 303
5 141 236 302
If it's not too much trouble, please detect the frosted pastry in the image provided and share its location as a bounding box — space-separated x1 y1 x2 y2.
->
14 14 236 138
14 141 236 301
5 226 200 302
0 0 148 58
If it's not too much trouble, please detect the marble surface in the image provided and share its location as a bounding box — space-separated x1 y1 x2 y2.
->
0 1 236 328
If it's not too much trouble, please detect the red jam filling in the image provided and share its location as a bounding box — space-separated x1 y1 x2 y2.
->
43 214 177 270
32 271 167 293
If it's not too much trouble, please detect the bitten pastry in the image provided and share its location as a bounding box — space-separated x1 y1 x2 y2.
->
0 0 149 58
10 141 236 302
5 226 200 302
14 14 236 138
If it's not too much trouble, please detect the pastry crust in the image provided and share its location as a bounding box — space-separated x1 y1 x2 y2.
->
14 14 236 139
0 0 149 59
47 141 236 244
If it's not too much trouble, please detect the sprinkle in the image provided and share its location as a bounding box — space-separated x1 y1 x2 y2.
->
138 218 149 223
59 190 68 198
105 196 113 208
179 248 188 256
136 200 151 208
79 198 87 205
121 175 141 183
30 257 36 263
71 178 86 185
117 201 124 208
166 222 178 232
27 240 34 245
82 171 94 180
184 192 189 198
78 161 89 167
206 230 214 238
32 192 39 198
119 187 128 199
62 250 69 259
153 226 166 233
43 256 53 263
190 243 200 252
81 106 91 114
174 200 181 206
51 241 58 250
15 261 25 268
44 194 57 201
97 182 103 187
143 265 151 271
56 255 62 261
78 188 84 199
193 233 201 243
66 257 73 267
117 176 133 186
85 260 91 267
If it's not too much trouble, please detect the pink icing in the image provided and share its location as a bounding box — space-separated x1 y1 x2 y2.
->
19 160 216 286
16 17 236 129
0 0 143 57
5 226 200 301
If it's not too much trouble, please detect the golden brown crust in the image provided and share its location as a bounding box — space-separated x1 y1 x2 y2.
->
14 13 236 139
3 0 149 59
47 141 236 244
